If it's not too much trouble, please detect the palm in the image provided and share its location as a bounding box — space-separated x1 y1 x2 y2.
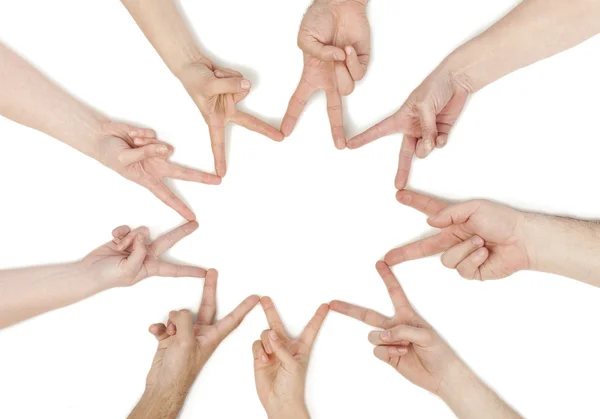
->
97 122 221 221
81 222 206 288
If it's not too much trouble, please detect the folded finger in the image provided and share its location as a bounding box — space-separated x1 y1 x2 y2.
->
149 323 169 341
253 340 270 366
344 46 367 81
441 236 485 269
456 248 489 280
118 144 172 166
335 61 355 96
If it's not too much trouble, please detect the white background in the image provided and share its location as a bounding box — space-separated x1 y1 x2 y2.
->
1 0 600 418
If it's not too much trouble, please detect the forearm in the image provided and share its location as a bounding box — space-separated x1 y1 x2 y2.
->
0 43 108 157
268 406 310 419
0 262 107 329
128 389 187 419
439 362 522 419
523 213 600 286
121 0 206 79
442 0 600 92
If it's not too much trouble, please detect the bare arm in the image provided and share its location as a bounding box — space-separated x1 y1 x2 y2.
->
447 0 600 92
0 43 107 157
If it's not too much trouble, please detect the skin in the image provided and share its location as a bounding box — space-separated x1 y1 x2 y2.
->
0 222 205 329
331 261 522 419
347 0 600 189
282 0 370 149
388 190 600 287
129 269 260 419
0 42 219 221
121 0 283 178
253 297 329 419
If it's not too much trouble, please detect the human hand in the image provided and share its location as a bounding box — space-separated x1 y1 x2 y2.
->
178 58 284 177
95 121 220 221
386 190 531 281
281 0 370 149
144 269 260 393
253 297 329 419
81 221 206 288
330 261 465 395
347 66 471 189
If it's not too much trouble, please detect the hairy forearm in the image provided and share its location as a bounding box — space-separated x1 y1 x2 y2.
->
442 0 600 92
0 262 107 329
0 43 108 157
128 389 187 419
121 0 205 80
523 214 600 286
439 362 522 419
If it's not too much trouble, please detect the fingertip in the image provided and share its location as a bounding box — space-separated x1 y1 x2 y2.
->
375 260 389 272
344 45 355 56
269 329 278 341
188 220 200 230
206 268 218 280
396 190 412 205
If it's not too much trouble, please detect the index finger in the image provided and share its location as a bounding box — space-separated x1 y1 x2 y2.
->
162 162 221 185
281 77 316 137
375 261 410 310
395 190 447 216
149 221 199 257
198 269 218 325
299 304 329 351
347 114 399 149
384 233 458 266
208 123 227 178
215 294 261 340
395 135 417 190
232 111 284 142
329 300 389 329
260 296 286 334
146 178 195 221
325 88 346 149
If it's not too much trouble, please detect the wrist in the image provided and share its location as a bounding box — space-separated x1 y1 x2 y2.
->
316 0 367 6
438 360 485 408
268 404 310 419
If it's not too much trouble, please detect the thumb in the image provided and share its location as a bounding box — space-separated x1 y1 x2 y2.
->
267 330 297 371
427 200 483 229
206 77 252 96
298 33 345 62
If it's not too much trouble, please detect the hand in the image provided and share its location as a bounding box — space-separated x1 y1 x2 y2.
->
178 58 284 177
282 0 371 149
330 261 464 395
96 121 220 221
385 190 531 281
81 221 206 288
144 269 260 393
253 297 329 419
347 66 470 189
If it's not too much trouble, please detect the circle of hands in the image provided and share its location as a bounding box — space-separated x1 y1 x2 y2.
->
77 0 540 414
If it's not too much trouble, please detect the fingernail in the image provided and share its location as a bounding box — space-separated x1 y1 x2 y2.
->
269 330 278 340
241 79 251 90
471 236 484 246
424 139 433 153
334 52 343 61
477 248 487 258
214 70 225 77
345 46 353 55
399 194 411 204
397 347 407 354
438 137 447 147
428 215 438 223
158 145 168 154
380 330 391 341
261 355 269 363
129 130 138 137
